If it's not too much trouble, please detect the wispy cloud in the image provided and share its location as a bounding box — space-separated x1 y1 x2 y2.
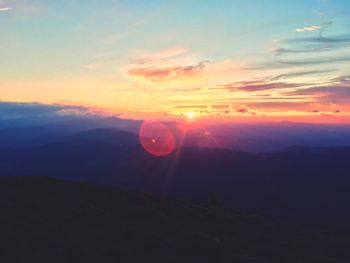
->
275 55 350 66
271 69 335 81
286 86 350 101
259 32 350 70
0 7 11 12
248 101 311 109
136 48 187 64
0 0 42 15
287 34 350 44
284 76 350 104
257 54 350 71
272 46 336 55
216 80 304 92
295 25 321 32
332 75 350 83
128 61 208 81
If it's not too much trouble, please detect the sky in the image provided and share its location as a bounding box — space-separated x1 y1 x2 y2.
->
1 0 350 123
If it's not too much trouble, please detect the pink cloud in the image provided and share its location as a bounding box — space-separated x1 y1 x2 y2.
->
128 61 208 81
216 81 302 92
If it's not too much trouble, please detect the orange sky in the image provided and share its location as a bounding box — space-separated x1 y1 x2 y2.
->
1 0 350 124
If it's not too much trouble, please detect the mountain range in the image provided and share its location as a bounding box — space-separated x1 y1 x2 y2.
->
1 127 349 227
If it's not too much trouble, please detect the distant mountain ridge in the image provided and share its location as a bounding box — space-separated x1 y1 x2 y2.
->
0 128 350 227
2 122 350 152
283 144 350 154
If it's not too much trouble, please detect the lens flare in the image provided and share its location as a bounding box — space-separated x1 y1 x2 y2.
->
139 121 176 157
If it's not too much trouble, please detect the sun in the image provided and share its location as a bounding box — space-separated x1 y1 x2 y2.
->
184 111 196 120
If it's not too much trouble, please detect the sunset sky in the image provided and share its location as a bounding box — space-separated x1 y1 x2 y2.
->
1 0 350 123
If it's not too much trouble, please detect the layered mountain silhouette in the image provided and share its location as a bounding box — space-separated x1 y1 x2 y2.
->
1 128 350 227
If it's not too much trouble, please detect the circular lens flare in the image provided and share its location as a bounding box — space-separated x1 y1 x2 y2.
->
139 121 176 157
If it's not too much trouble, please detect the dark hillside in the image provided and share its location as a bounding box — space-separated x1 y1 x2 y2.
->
0 177 349 263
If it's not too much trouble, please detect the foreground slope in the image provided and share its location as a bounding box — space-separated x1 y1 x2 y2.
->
0 177 349 263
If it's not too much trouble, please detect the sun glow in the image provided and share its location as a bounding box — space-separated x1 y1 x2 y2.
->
184 111 196 120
